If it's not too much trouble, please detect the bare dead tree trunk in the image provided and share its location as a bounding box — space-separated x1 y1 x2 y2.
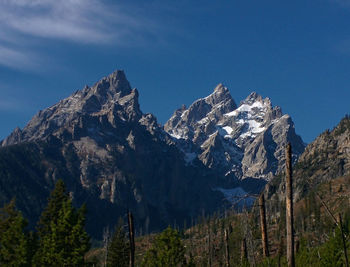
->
103 227 110 267
224 228 230 267
241 238 248 264
339 213 349 267
128 211 135 267
208 219 212 267
259 193 269 258
285 143 295 267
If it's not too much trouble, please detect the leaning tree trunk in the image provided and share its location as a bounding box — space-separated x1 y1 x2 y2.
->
128 211 135 267
259 193 269 258
286 143 295 267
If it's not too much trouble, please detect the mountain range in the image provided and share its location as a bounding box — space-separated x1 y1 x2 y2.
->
0 70 305 239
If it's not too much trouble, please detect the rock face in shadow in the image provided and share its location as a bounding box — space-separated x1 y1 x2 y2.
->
165 86 305 181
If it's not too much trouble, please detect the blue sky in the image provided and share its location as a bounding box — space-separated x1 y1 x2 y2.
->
1 0 350 143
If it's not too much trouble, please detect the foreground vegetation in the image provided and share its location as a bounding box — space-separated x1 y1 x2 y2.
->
2 174 350 266
0 180 90 266
86 175 350 266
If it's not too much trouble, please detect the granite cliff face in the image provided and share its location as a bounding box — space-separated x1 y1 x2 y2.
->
165 85 305 181
265 116 350 202
296 116 350 182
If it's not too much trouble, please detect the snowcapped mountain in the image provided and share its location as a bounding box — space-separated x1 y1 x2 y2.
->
165 84 305 180
0 70 305 238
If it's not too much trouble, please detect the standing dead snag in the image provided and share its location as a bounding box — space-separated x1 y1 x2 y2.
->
285 143 295 267
207 219 212 267
103 227 110 267
259 193 269 258
128 211 135 267
224 228 230 267
338 213 349 267
241 238 248 264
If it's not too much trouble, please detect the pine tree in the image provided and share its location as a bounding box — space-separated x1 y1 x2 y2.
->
36 179 69 238
319 227 344 267
0 199 30 266
32 180 90 266
142 226 185 267
107 218 129 267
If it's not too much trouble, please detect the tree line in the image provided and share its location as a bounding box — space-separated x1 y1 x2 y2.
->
2 142 350 266
0 180 90 266
0 180 187 266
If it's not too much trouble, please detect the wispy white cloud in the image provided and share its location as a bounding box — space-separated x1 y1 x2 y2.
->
0 44 39 70
0 0 157 70
0 0 150 44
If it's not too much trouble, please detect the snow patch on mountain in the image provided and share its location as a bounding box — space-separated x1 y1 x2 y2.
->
164 86 305 181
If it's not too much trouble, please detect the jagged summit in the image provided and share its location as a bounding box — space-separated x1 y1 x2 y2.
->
164 83 236 140
241 91 264 105
165 85 305 180
93 70 133 98
212 83 228 95
214 83 225 91
205 83 234 106
1 70 142 146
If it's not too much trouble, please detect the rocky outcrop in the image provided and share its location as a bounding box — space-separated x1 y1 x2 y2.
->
165 87 305 180
266 115 350 202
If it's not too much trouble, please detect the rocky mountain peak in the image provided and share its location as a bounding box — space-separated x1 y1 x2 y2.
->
164 84 237 140
212 83 229 97
238 92 271 110
205 83 236 107
1 70 141 146
92 70 132 99
165 87 305 180
241 92 263 104
214 83 225 91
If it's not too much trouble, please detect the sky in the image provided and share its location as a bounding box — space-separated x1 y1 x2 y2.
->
1 0 350 143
